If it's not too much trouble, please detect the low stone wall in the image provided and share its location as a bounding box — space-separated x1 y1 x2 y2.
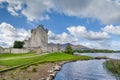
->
3 48 11 53
0 48 11 53
0 48 30 54
11 48 30 54
0 48 4 53
47 45 62 52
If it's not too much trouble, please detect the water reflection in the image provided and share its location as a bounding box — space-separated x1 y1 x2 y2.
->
54 60 119 80
75 53 120 59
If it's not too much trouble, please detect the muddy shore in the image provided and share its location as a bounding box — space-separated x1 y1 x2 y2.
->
0 61 67 80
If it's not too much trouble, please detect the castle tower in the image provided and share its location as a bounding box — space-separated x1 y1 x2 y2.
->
24 25 48 52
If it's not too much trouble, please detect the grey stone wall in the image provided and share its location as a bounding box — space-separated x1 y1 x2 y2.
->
11 48 30 54
0 48 11 53
0 48 30 54
47 44 62 52
0 47 4 53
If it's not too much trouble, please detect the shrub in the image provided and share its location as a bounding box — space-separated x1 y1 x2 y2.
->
65 44 73 54
13 41 24 48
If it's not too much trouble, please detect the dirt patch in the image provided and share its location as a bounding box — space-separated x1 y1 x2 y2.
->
0 65 8 71
0 61 66 80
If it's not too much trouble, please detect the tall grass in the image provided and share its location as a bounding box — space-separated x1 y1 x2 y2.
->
104 59 120 75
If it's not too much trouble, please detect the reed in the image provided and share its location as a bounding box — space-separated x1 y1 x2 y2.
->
104 59 120 75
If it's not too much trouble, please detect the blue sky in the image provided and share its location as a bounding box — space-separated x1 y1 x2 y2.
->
0 0 120 50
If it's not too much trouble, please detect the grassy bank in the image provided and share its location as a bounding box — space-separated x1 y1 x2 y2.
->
0 52 35 59
0 52 93 72
104 59 120 75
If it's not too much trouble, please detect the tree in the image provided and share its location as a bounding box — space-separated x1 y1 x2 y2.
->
65 44 73 54
13 41 24 48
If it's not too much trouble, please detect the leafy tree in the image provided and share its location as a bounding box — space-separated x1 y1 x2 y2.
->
13 41 24 48
65 44 73 54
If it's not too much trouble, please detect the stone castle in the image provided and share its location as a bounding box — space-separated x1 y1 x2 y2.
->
24 25 48 52
24 25 62 53
0 25 62 54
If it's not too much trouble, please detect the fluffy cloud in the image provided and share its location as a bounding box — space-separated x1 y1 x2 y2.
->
79 40 111 50
67 26 110 40
1 0 120 23
0 0 52 21
0 23 119 50
48 25 115 50
111 41 120 50
48 30 78 44
0 0 24 16
0 22 30 47
102 25 120 35
53 0 120 24
21 0 52 21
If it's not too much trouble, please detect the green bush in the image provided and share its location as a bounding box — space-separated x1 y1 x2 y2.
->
65 44 73 54
13 41 24 48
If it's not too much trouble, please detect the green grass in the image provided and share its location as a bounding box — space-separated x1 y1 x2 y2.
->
0 52 35 59
0 52 92 67
104 59 120 75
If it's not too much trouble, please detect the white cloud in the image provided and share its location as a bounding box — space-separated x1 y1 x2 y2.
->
21 0 52 21
111 41 120 50
48 25 116 50
0 0 23 16
0 23 119 50
53 0 120 24
0 0 52 21
79 40 111 50
102 25 120 35
67 26 110 40
48 30 78 44
0 22 30 48
1 0 120 23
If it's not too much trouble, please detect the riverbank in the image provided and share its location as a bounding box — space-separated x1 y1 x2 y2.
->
0 61 68 80
104 59 120 76
0 52 112 80
0 52 93 80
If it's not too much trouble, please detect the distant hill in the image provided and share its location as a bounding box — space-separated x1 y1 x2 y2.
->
71 45 90 50
61 43 90 50
48 43 90 50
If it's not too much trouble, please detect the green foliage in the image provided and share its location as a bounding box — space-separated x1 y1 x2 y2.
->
65 44 73 54
104 59 120 75
0 52 35 59
74 49 119 53
13 41 24 48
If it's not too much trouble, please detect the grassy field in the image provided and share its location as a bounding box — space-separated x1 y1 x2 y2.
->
0 52 35 59
104 59 120 75
0 52 93 71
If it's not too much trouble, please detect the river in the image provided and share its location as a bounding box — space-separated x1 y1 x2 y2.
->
54 53 120 80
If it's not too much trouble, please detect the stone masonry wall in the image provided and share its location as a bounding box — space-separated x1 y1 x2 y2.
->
0 48 30 54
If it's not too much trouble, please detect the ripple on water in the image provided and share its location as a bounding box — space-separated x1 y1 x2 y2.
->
54 60 118 80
